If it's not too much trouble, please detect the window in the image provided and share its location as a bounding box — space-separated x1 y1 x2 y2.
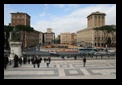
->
98 16 100 19
102 16 104 19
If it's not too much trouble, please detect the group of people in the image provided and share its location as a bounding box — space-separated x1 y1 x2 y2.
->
31 56 51 68
4 54 87 70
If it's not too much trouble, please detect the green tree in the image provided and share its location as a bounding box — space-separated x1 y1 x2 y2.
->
4 25 34 50
15 25 34 49
94 25 116 47
4 25 14 50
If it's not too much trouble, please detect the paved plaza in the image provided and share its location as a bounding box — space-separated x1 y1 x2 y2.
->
4 59 116 79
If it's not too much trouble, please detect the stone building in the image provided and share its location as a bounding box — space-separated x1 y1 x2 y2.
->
60 32 72 44
11 12 40 48
11 12 30 26
44 28 55 45
76 11 116 47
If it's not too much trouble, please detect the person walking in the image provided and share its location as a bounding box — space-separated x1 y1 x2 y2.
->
44 57 46 63
19 56 23 66
13 54 19 68
83 57 86 67
40 57 42 63
27 57 31 64
37 56 41 68
32 56 37 68
46 58 50 67
48 56 51 64
4 55 9 69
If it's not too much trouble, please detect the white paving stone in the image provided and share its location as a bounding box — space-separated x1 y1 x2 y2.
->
80 69 91 75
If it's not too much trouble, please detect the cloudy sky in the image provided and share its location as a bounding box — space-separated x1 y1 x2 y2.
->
4 4 116 37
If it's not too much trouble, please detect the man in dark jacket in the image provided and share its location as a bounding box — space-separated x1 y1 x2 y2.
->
13 54 19 68
4 55 9 69
83 57 86 67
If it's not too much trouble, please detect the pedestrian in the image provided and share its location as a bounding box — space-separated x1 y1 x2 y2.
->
13 54 19 68
74 55 77 60
46 58 50 67
19 56 23 66
28 57 31 64
4 55 9 69
44 58 46 63
83 57 86 67
37 56 40 68
23 56 27 64
40 57 42 63
32 56 37 68
48 56 51 64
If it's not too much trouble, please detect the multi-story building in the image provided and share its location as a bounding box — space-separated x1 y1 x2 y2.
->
87 11 106 28
11 12 39 48
76 11 116 47
60 32 72 44
21 30 40 47
44 28 55 45
11 12 30 26
71 33 77 45
39 31 43 45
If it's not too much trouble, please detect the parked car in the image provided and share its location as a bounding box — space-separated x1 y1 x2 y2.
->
49 50 57 54
94 50 107 56
107 49 116 55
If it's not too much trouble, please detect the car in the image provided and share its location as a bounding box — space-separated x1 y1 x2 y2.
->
107 49 116 55
94 50 107 56
49 50 57 54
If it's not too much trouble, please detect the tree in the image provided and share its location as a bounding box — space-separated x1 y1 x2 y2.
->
4 25 34 50
94 25 116 47
4 25 14 50
15 25 34 49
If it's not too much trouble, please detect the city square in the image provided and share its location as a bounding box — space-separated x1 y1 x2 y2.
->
4 4 116 79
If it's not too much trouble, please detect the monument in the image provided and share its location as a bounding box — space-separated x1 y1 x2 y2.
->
9 27 22 59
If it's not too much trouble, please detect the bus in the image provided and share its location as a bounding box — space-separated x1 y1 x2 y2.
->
78 48 97 55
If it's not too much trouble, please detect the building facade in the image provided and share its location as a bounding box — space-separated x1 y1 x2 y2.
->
76 11 116 47
11 12 39 48
44 28 55 45
11 12 30 26
21 30 40 48
87 11 106 28
39 31 43 45
60 32 72 44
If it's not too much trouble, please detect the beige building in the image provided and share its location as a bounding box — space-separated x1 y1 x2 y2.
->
60 32 72 44
44 28 55 44
71 33 77 45
39 31 43 45
76 11 116 47
87 11 106 28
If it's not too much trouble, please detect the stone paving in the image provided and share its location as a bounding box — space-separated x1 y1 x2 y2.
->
4 59 116 79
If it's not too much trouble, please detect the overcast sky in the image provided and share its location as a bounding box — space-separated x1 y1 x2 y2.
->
4 4 116 37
